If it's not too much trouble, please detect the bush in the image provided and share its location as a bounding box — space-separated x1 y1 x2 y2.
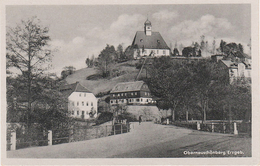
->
96 112 113 125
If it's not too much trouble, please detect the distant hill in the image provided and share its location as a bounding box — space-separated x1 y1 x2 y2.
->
65 61 147 95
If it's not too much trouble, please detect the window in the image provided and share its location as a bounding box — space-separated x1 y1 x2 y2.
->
77 111 79 115
72 111 74 115
136 99 140 102
163 50 166 54
82 102 84 106
91 102 93 106
147 26 150 29
113 94 115 97
122 100 124 103
86 102 89 106
141 99 143 102
140 39 143 42
86 111 88 114
121 93 123 96
157 50 159 54
157 40 160 43
131 93 133 95
111 100 113 103
129 99 132 102
77 102 79 106
118 94 120 97
84 93 86 97
145 92 147 95
125 93 127 96
147 99 149 102
82 111 84 115
72 102 74 106
79 93 81 97
135 92 137 95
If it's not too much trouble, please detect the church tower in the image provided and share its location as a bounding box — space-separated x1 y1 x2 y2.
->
144 19 152 36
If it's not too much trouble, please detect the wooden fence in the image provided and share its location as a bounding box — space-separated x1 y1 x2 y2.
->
7 123 131 151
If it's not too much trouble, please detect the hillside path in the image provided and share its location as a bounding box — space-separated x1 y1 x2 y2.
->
7 122 251 158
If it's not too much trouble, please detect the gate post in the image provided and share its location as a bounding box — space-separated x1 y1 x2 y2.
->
197 122 200 130
212 123 214 132
48 130 52 146
10 130 16 150
121 124 123 134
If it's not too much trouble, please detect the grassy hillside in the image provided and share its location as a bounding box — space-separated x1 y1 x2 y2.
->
65 61 147 95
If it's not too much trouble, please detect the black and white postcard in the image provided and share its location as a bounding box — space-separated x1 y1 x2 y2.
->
1 0 259 165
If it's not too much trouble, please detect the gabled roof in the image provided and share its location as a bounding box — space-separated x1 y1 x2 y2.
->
60 82 92 97
220 59 251 69
132 31 170 50
110 81 146 93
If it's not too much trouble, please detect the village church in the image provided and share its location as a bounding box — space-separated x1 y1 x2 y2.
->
132 19 171 59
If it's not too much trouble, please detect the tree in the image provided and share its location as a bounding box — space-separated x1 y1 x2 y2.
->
124 45 135 60
182 47 193 57
238 43 244 53
98 44 116 77
61 66 76 79
116 44 125 61
219 40 227 54
6 16 52 127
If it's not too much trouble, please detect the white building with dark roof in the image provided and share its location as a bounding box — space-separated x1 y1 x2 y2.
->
110 81 153 105
60 82 98 119
132 19 170 59
219 59 251 83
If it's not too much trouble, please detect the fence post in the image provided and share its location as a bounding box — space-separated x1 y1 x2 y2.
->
212 123 214 132
126 123 129 133
105 125 107 137
234 122 238 135
223 123 226 133
10 130 16 150
48 130 52 146
121 124 123 134
197 122 200 130
114 125 116 135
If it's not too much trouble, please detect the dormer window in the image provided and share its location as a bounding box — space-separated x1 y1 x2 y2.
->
157 40 160 43
140 39 143 42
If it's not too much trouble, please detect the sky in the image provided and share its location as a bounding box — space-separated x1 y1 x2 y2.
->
6 4 251 75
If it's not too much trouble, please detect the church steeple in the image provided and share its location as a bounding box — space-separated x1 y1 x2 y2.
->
144 19 152 36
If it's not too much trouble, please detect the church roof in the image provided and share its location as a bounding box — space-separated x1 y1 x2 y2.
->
132 31 170 50
110 81 146 93
144 19 151 25
60 82 92 97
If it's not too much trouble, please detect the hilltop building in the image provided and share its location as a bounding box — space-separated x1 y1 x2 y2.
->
219 59 251 83
110 81 154 105
60 82 98 119
131 19 170 59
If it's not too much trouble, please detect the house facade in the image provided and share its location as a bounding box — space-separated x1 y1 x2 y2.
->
110 81 154 105
131 19 170 59
60 82 98 119
219 59 251 83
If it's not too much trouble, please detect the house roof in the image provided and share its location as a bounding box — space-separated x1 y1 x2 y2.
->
60 82 92 97
132 31 170 50
110 81 146 93
220 59 251 69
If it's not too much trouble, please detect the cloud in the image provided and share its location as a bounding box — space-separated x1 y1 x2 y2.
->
50 14 146 75
152 10 178 21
